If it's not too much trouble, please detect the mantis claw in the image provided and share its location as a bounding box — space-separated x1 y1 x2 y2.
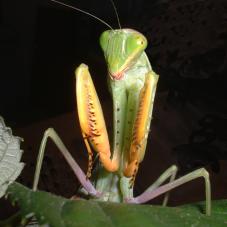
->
124 72 159 184
75 64 119 174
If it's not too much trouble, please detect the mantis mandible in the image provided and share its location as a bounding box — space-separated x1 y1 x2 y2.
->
32 0 211 215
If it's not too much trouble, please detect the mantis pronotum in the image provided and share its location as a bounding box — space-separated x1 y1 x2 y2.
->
32 0 211 215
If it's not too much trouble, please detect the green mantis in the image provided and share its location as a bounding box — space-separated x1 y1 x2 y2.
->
31 0 211 215
73 27 211 213
0 1 211 222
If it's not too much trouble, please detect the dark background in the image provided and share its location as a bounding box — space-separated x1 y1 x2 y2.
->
1 0 227 127
1 0 227 218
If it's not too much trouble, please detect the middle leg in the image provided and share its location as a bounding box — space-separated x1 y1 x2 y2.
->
126 168 211 216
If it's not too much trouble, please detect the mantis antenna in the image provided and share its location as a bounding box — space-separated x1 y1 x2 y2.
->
49 0 114 30
109 0 121 29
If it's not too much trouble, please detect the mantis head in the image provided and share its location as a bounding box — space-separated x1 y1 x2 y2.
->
100 29 147 80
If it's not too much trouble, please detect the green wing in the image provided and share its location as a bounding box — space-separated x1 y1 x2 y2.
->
0 116 24 198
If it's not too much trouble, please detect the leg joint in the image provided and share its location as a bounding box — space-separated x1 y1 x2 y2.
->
44 128 55 137
200 168 209 179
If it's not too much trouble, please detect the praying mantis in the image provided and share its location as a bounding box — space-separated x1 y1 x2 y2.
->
31 0 211 215
0 0 211 221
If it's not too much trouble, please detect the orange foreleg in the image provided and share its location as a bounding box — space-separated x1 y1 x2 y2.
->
75 64 119 175
124 71 159 184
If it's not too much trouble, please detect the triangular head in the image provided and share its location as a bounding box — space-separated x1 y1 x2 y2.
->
100 29 147 80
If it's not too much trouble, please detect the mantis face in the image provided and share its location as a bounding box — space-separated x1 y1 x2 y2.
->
100 29 147 80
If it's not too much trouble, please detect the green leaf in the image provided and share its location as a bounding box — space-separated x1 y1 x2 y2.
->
4 182 227 227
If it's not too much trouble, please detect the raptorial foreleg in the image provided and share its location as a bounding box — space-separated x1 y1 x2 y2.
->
123 71 159 186
75 64 119 174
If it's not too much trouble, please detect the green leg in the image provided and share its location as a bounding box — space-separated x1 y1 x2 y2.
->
32 128 99 197
126 168 211 216
162 166 178 206
141 165 178 206
120 165 177 205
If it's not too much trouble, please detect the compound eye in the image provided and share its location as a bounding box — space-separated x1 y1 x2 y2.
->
136 37 144 45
